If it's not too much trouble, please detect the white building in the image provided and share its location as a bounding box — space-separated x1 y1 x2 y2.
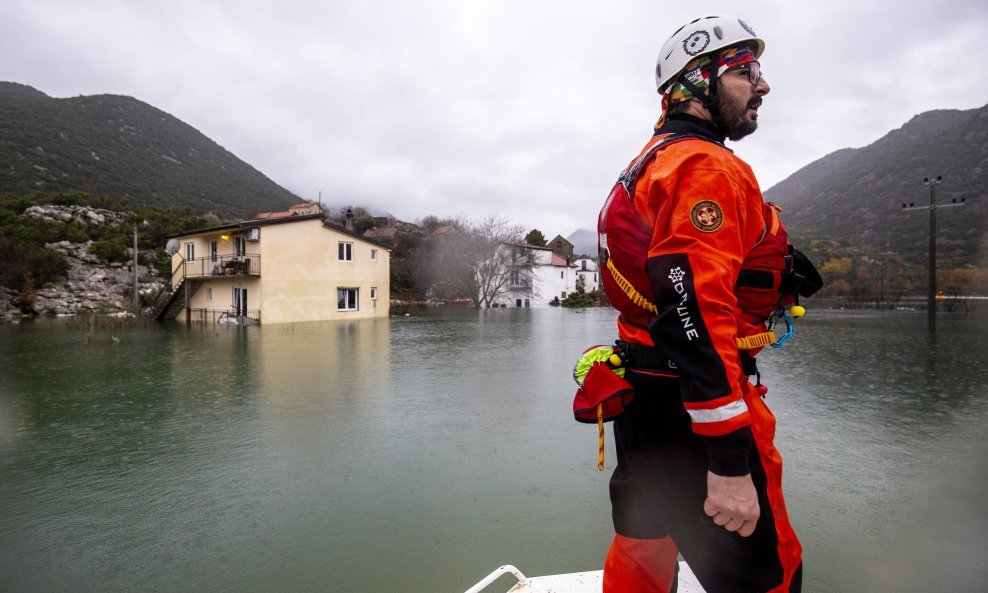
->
574 257 601 293
496 244 577 307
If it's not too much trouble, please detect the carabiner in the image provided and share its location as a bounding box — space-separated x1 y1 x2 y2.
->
768 309 794 348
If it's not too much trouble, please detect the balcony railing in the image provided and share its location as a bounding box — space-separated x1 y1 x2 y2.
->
189 308 261 325
183 254 261 278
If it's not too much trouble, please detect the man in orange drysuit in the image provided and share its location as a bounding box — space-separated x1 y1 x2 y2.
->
597 14 819 593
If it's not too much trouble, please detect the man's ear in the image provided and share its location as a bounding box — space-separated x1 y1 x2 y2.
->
684 98 712 123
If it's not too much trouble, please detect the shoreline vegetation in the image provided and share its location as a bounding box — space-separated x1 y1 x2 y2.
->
3 295 979 330
2 192 985 325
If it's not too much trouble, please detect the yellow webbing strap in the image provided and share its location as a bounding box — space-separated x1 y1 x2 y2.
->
736 331 776 350
607 257 773 352
606 258 658 314
597 404 606 471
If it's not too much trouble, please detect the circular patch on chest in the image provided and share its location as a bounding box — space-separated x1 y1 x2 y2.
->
690 200 724 232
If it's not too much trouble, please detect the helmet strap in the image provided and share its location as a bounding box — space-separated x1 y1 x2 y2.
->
676 50 722 116
705 51 721 111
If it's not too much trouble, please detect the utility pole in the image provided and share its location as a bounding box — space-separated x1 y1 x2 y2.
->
902 176 965 330
876 249 896 309
133 220 139 311
924 176 939 329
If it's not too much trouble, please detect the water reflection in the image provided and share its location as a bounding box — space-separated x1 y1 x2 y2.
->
0 308 985 593
763 309 987 593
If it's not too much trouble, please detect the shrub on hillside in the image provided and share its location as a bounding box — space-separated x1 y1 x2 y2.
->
88 240 129 263
0 236 68 290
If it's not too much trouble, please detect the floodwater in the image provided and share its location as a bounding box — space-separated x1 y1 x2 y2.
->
0 307 985 593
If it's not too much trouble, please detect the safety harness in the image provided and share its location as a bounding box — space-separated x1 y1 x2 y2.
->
599 133 821 351
582 128 821 470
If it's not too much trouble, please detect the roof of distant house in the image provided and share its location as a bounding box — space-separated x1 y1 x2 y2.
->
322 221 392 249
550 253 574 267
364 227 397 238
502 242 576 266
505 241 554 251
252 201 323 220
168 212 325 238
166 212 388 251
431 225 456 236
254 210 294 219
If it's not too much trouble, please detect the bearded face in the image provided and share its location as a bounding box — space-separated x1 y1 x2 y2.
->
715 92 762 141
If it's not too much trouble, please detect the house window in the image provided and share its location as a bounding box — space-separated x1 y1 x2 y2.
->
561 291 567 299
581 260 587 270
370 287 378 300
338 242 353 262
524 299 530 307
184 242 195 261
560 271 564 279
515 298 522 307
207 287 213 302
338 287 358 311
510 270 520 286
370 248 377 261
210 240 218 262
234 236 246 257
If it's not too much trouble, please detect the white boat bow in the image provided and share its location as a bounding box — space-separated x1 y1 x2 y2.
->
464 561 706 593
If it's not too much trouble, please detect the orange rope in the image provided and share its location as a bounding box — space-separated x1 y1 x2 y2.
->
597 404 606 471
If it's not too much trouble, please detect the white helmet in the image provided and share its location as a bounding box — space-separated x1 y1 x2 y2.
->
654 14 765 94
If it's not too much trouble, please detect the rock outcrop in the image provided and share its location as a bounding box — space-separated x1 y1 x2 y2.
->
22 203 128 227
0 205 164 322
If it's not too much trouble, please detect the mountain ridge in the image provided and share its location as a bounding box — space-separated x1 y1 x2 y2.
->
0 82 299 218
766 104 987 269
2 81 984 293
569 104 986 276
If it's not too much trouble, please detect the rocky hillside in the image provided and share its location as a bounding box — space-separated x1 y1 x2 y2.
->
0 82 299 218
766 105 988 269
0 203 163 322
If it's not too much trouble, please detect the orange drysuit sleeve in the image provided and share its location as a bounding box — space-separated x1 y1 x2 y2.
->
635 141 767 475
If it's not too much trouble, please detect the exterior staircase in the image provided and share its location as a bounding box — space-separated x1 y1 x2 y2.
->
155 276 206 321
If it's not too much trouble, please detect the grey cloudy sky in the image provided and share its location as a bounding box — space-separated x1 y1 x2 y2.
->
3 1 987 237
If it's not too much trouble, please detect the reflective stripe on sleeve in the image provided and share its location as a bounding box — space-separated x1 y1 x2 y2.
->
685 398 749 424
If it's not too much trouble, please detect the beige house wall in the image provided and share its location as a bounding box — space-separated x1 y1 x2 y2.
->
171 230 259 322
177 277 256 320
169 217 390 324
257 218 389 324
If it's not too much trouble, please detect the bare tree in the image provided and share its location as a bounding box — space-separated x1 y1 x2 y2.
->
469 215 530 308
404 213 529 307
